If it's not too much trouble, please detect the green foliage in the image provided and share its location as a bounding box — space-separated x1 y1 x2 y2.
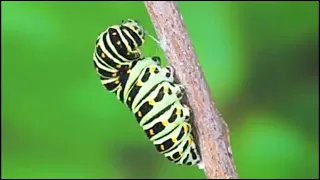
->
1 1 318 178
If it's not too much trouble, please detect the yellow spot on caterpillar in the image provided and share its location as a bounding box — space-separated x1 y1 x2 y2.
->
116 41 121 45
126 69 131 74
136 81 143 87
162 120 169 127
172 137 177 143
115 80 120 84
188 137 192 145
112 73 117 77
112 32 117 36
128 97 131 101
184 124 189 134
137 111 142 117
179 150 183 156
160 145 165 151
163 86 169 94
176 108 181 116
149 99 155 106
149 66 156 73
101 53 106 58
116 64 121 68
149 129 154 136
95 67 99 72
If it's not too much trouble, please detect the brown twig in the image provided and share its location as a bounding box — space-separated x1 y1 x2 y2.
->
144 1 239 179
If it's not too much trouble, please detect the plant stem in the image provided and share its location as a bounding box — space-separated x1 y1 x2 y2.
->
144 1 239 179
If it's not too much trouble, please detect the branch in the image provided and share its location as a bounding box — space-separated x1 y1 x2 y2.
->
144 1 238 179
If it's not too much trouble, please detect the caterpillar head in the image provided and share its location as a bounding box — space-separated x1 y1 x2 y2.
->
121 19 146 44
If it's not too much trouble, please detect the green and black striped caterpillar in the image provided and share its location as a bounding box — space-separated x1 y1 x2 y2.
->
93 19 201 166
93 19 146 92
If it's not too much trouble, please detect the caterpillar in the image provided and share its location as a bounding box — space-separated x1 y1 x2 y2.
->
93 19 146 93
93 19 202 166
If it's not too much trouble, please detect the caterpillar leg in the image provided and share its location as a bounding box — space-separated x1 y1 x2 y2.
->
165 66 174 77
182 105 191 122
166 66 175 82
158 66 174 83
178 84 186 95
174 84 186 100
161 66 187 98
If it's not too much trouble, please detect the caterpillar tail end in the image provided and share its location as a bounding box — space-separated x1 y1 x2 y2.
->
197 161 205 170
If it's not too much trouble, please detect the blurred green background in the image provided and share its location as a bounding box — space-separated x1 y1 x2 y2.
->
1 1 319 179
